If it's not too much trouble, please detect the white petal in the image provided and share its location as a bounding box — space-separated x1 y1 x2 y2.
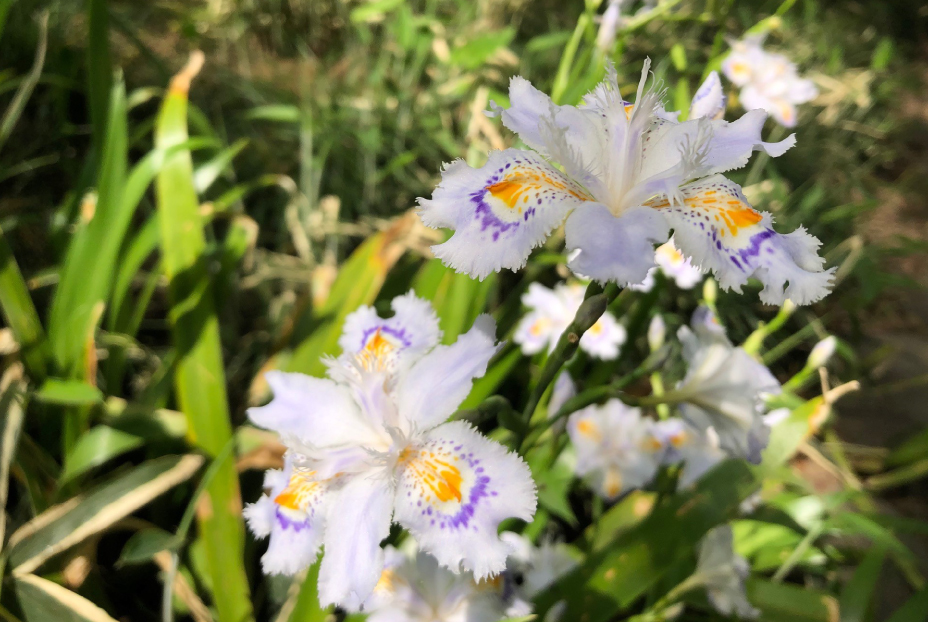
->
246 458 330 576
393 421 536 581
565 204 669 286
395 316 499 432
689 71 726 120
640 110 795 182
514 310 557 355
339 292 442 371
418 149 594 279
648 175 834 305
249 371 382 447
500 76 558 152
579 312 626 360
567 400 662 499
318 472 395 609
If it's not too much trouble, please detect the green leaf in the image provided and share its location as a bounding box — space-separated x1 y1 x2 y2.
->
153 54 253 622
86 0 111 152
0 367 26 544
0 232 48 380
839 545 887 622
15 574 119 622
535 461 757 622
349 0 405 23
117 528 177 566
193 138 248 193
886 587 928 622
449 28 516 69
34 379 103 406
48 77 129 379
8 454 203 574
871 37 893 71
61 426 144 483
746 579 838 622
245 104 300 123
0 12 48 156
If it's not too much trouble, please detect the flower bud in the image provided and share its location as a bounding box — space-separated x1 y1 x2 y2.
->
808 336 837 369
647 315 666 352
702 277 718 306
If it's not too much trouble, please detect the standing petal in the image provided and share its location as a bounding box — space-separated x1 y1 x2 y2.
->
565 204 670 285
393 421 536 580
418 149 594 279
318 472 395 609
249 371 383 448
689 71 726 120
647 175 834 305
395 316 499 433
339 292 442 371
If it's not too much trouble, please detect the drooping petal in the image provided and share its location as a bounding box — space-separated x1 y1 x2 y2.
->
419 149 595 279
249 371 383 448
648 175 834 305
318 472 395 609
393 421 536 581
245 459 331 576
565 204 669 285
689 71 726 120
339 292 442 371
395 316 499 433
496 76 558 152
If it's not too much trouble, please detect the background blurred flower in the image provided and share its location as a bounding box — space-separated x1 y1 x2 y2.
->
722 33 819 127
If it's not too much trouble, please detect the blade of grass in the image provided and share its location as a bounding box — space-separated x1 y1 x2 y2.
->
0 11 47 156
86 0 112 151
0 233 47 380
153 52 253 622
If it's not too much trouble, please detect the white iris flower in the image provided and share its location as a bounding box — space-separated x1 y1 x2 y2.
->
418 60 833 305
244 293 536 609
514 282 626 359
722 34 818 128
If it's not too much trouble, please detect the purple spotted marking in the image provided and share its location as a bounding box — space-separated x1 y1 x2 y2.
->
275 508 312 532
360 324 413 351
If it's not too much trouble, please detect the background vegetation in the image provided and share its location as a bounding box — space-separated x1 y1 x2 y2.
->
0 0 926 621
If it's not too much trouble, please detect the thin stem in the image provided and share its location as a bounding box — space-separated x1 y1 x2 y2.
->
520 282 616 424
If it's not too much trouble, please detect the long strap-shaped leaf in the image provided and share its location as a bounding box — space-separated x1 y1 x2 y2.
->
153 52 254 622
15 573 120 622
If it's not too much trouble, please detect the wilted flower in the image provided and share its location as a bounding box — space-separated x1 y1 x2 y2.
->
652 418 725 487
567 399 662 499
419 59 833 305
722 33 818 127
673 306 780 463
361 544 509 621
514 282 626 359
245 293 536 608
695 526 759 619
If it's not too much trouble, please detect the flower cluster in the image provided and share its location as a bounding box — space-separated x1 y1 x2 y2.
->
418 60 833 305
722 34 818 128
245 293 536 608
565 306 779 500
515 281 626 359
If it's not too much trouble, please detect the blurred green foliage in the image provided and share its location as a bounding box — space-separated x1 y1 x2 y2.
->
0 0 923 621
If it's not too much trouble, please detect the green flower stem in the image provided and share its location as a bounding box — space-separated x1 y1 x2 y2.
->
624 574 704 622
520 282 620 428
742 299 796 355
520 346 667 453
650 371 671 419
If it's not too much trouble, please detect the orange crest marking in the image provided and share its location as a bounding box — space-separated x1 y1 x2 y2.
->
274 470 319 511
401 449 464 504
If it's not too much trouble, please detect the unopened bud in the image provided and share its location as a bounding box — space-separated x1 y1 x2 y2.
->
702 277 717 306
647 315 666 352
808 336 837 369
